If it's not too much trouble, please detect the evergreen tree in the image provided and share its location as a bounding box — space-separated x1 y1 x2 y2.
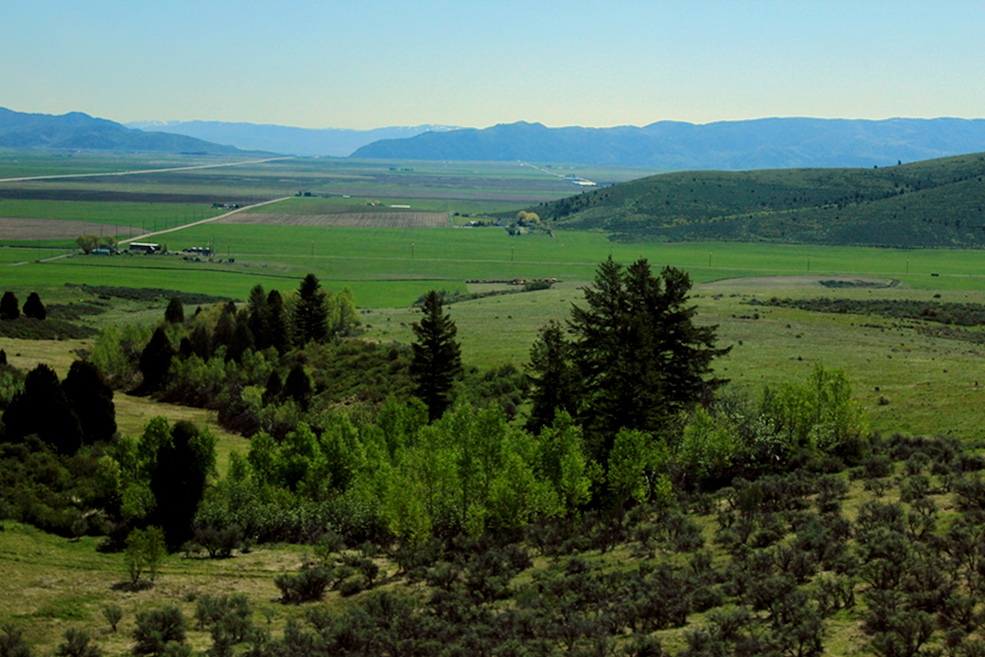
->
164 296 184 324
213 306 235 352
566 258 730 459
22 292 46 320
0 292 20 320
525 320 578 434
293 274 329 347
247 284 269 350
62 360 116 445
138 327 176 393
1 364 83 454
283 363 313 411
410 290 463 422
227 311 254 363
265 289 289 354
149 420 216 550
262 369 283 406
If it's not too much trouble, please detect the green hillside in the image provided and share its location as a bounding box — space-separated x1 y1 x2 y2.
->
537 152 985 247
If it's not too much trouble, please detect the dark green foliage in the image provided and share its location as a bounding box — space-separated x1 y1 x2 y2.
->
103 605 123 632
275 565 332 603
538 152 985 248
62 360 116 445
54 629 102 657
164 297 184 324
2 364 83 455
212 308 235 354
227 312 254 363
247 285 269 350
264 289 289 354
293 274 329 347
410 290 463 421
132 606 187 657
282 364 312 411
525 320 577 433
0 624 32 657
0 292 20 321
21 293 45 321
262 370 282 406
149 420 217 550
0 349 6 366
755 296 985 329
559 258 728 457
69 284 230 306
138 328 175 393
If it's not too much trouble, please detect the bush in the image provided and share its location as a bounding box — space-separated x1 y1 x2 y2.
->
133 606 187 656
274 565 331 604
54 629 102 657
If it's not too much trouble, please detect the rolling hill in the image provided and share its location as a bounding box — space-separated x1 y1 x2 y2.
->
0 107 250 154
352 118 985 170
534 152 985 248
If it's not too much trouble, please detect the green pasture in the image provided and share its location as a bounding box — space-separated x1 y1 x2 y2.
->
6 225 985 307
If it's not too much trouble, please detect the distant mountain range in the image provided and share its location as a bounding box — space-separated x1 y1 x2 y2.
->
126 120 459 157
0 107 248 154
352 118 985 170
7 108 985 172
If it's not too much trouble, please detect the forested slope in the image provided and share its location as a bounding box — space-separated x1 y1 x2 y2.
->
536 152 985 247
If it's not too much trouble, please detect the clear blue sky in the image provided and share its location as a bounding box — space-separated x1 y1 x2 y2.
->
2 1 982 129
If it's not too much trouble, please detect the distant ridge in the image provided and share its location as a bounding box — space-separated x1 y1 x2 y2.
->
535 151 985 248
0 107 251 154
125 120 460 157
352 118 985 170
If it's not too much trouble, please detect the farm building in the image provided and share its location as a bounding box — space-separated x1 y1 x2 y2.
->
129 242 161 254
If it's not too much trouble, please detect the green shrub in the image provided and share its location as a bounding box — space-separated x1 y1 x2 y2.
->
274 566 331 604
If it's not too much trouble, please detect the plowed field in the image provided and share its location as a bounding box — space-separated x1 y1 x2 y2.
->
218 212 450 228
0 217 125 240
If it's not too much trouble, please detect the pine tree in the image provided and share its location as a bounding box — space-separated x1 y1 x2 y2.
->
149 420 216 550
0 291 20 320
22 292 46 320
525 320 578 434
283 363 312 411
62 360 116 445
164 296 184 324
265 289 290 354
292 274 328 347
247 284 269 350
566 258 729 459
410 290 463 422
1 364 83 454
138 327 175 393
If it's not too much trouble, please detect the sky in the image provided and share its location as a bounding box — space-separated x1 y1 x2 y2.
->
2 1 983 130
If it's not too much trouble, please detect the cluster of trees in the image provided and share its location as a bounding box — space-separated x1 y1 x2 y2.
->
75 234 117 254
0 290 46 321
1 361 115 454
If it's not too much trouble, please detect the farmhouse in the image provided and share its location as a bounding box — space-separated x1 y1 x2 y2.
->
128 242 161 254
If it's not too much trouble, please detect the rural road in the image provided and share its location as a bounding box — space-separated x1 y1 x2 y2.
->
0 156 294 183
117 196 292 245
6 196 293 266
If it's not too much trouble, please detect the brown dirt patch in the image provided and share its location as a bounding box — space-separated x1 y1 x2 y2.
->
0 217 125 240
219 212 450 228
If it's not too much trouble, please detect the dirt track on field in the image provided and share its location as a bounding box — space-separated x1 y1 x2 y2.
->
0 217 125 240
218 212 450 228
